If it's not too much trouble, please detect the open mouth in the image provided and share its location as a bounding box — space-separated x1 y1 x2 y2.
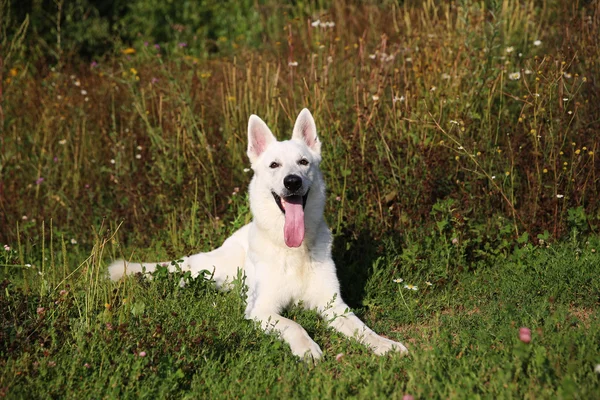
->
271 190 309 214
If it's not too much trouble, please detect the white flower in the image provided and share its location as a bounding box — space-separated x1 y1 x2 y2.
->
81 89 87 95
74 80 81 87
568 111 573 115
595 364 600 374
563 97 569 101
369 54 377 60
491 176 496 180
509 72 521 80
311 19 320 27
441 73 451 80
135 154 142 159
70 238 77 245
243 168 250 173
426 281 433 286
450 120 459 125
430 86 437 92
505 46 514 54
393 278 404 283
136 145 143 150
372 95 380 101
110 159 116 164
384 54 395 62
524 69 533 75
3 245 10 251
322 21 335 28
556 194 564 198
404 284 418 291
393 95 405 103
288 61 298 67
25 264 32 268
533 40 542 46
59 139 67 145
405 57 412 63
563 72 572 79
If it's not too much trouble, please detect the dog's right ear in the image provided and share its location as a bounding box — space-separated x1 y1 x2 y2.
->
247 115 276 164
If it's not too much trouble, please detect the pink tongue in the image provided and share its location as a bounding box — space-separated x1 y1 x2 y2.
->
283 196 305 248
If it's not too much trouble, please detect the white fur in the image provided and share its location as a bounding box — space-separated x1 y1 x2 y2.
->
108 109 408 360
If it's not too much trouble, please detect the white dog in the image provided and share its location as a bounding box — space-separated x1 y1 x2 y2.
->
109 109 408 360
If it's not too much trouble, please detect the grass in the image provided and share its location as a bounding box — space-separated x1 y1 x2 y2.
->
1 0 600 398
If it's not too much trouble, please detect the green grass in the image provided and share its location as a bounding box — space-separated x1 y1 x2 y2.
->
1 0 600 398
1 236 599 398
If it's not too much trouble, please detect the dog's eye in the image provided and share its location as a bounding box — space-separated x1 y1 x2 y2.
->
269 162 280 169
298 159 309 166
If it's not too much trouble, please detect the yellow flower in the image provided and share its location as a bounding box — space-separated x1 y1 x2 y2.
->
575 149 581 155
122 48 136 55
505 171 510 176
589 151 594 156
9 68 18 77
543 168 548 173
130 68 138 75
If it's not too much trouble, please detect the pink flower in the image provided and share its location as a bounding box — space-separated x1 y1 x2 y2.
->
84 363 91 369
36 307 45 315
335 353 344 361
402 395 415 400
519 327 532 343
139 351 147 357
35 177 44 185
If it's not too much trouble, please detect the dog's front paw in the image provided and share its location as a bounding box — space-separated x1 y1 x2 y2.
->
369 335 408 356
289 336 323 362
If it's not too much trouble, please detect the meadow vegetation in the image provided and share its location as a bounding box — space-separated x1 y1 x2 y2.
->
1 0 599 398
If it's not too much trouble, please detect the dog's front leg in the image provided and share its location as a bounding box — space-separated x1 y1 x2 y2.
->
246 309 323 361
320 301 408 355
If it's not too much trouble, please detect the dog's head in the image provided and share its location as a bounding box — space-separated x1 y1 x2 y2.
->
247 109 323 248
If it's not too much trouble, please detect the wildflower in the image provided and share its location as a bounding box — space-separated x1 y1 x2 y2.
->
403 395 415 400
505 46 514 53
533 40 542 46
178 42 187 47
556 194 564 198
393 95 405 103
524 69 533 75
3 245 10 251
393 278 404 283
9 68 18 76
372 95 379 101
589 151 594 156
404 284 418 291
441 73 451 80
110 159 116 164
25 263 31 268
288 61 298 67
154 44 160 49
563 72 572 79
430 86 437 92
37 307 45 315
139 351 147 357
335 353 344 361
130 68 138 75
519 327 532 343
311 19 320 27
74 80 81 87
121 48 136 55
84 363 91 369
562 97 569 102
135 154 142 159
81 89 87 95
543 168 548 173
243 168 250 173
451 237 459 245
426 281 433 286
568 111 573 115
59 290 68 296
90 61 98 68
48 361 56 367
335 196 341 201
491 175 496 180
405 57 413 63
70 238 77 245
508 72 521 80
35 177 44 185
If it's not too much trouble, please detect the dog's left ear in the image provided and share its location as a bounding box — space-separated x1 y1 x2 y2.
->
292 108 321 155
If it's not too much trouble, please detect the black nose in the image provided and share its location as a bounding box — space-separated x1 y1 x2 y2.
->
284 174 302 192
